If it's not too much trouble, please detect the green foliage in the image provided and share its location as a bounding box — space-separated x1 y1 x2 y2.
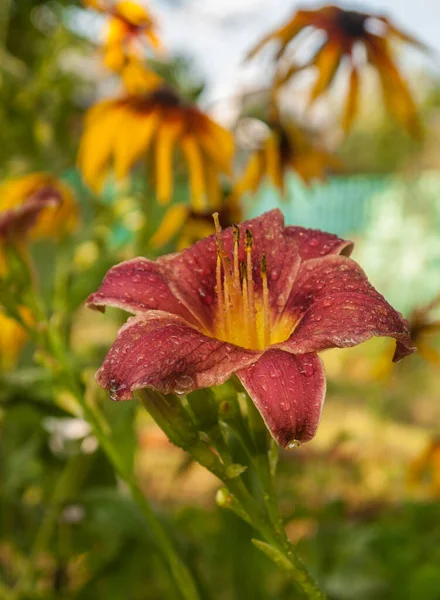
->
1 1 91 173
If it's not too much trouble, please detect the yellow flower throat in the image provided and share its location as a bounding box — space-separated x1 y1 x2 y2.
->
213 214 273 351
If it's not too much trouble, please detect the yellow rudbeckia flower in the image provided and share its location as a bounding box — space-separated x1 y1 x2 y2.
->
78 84 234 211
247 4 426 135
234 119 338 198
0 173 78 242
0 173 78 277
83 0 163 72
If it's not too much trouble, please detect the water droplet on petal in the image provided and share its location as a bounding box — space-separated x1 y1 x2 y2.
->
287 439 301 449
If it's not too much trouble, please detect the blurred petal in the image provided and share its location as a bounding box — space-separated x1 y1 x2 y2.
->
96 313 259 399
285 226 353 260
114 110 159 179
278 255 415 361
115 0 153 26
180 135 207 211
309 40 343 103
78 101 126 191
246 10 311 60
378 16 431 52
234 152 265 197
264 133 284 193
155 116 184 204
197 117 234 173
237 350 326 446
86 257 200 326
204 162 222 210
342 65 360 133
150 205 190 249
367 37 421 138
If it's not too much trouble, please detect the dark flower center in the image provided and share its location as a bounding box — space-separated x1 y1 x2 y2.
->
336 9 368 38
149 86 183 108
278 129 293 163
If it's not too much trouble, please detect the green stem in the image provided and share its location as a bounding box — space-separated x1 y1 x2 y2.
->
219 393 324 599
244 394 286 540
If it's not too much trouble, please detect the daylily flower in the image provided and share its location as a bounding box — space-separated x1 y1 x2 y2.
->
234 119 338 197
78 84 234 209
247 4 425 135
82 0 163 72
87 210 414 447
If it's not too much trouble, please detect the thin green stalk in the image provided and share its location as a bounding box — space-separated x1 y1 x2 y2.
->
214 393 324 598
244 394 286 540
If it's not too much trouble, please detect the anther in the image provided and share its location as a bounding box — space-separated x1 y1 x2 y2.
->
245 229 253 250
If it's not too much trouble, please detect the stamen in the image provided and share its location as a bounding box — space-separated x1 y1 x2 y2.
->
260 253 270 348
223 267 232 338
245 229 258 348
215 249 225 337
240 261 250 348
213 212 233 339
232 224 241 295
212 215 274 351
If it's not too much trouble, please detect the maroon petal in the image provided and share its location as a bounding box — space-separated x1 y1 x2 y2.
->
160 209 298 329
285 226 353 260
279 255 415 361
96 312 260 400
237 350 326 447
0 187 61 240
86 257 200 326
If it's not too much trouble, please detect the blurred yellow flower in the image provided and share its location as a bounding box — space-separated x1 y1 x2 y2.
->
78 85 234 210
0 173 78 242
83 0 163 72
119 58 163 95
248 5 425 135
234 119 338 197
0 308 31 371
150 194 242 251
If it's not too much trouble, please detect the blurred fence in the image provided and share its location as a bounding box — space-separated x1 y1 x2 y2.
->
248 172 440 313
